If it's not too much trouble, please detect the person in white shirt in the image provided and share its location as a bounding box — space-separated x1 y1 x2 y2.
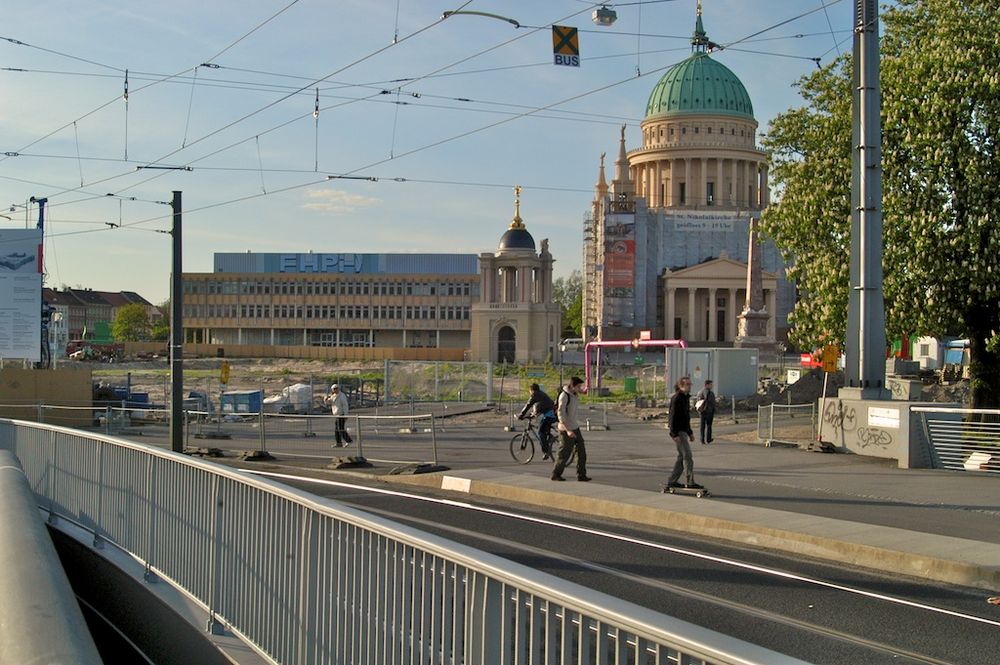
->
324 384 352 446
552 376 591 482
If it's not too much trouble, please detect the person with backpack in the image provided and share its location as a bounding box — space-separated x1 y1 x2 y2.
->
695 379 717 444
552 377 591 482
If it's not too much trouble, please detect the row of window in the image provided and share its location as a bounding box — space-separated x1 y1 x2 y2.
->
184 279 475 297
184 304 471 321
647 124 748 139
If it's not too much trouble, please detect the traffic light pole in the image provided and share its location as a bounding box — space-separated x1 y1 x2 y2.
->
169 191 184 453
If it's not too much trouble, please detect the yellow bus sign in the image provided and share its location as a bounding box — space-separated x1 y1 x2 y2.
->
552 25 580 67
220 360 231 385
821 344 839 373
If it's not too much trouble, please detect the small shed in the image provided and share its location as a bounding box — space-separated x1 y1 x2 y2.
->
221 390 263 414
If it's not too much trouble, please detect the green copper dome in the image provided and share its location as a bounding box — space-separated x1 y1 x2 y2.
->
645 52 754 119
644 8 754 120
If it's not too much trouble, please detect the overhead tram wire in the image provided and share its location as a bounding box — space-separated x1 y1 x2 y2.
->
57 0 584 207
16 1 851 238
0 0 308 174
3 62 649 125
18 1 478 211
43 1 852 237
717 0 846 51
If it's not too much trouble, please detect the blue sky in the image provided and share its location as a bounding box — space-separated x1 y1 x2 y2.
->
1 0 859 304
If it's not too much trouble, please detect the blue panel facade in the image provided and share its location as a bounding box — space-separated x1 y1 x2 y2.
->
213 253 478 275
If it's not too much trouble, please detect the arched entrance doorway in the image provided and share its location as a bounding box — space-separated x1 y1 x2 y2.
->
497 326 516 364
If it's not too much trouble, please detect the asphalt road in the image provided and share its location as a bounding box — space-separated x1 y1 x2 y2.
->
247 470 999 665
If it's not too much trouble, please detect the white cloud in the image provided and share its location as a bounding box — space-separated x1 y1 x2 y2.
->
302 189 379 214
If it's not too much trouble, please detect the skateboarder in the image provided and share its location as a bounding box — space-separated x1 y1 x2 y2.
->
664 376 705 491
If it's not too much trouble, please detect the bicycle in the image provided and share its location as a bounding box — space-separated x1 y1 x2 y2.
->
510 415 570 465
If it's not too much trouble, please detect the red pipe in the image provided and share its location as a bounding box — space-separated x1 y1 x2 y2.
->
583 339 688 391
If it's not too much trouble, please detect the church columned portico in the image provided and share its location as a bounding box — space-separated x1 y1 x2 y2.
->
661 253 777 344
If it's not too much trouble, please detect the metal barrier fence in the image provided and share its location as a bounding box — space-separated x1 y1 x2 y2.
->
0 419 808 665
756 403 817 447
912 407 1000 474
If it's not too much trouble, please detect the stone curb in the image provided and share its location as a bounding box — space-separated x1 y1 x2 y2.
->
389 469 1000 591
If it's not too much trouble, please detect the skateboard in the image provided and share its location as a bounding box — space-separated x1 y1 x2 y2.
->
662 485 710 498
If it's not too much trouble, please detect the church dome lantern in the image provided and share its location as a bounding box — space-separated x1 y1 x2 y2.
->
497 186 536 254
644 3 754 121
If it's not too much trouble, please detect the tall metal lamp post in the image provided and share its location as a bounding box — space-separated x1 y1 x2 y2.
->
169 191 183 452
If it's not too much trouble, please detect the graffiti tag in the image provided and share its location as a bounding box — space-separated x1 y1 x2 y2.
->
856 427 893 449
823 401 857 434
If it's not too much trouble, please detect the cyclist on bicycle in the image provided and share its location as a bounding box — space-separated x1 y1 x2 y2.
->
517 383 557 460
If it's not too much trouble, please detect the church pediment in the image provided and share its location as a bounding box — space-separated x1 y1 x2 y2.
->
666 257 777 281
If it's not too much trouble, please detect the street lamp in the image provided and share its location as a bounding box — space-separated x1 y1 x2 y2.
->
441 10 520 28
592 5 617 27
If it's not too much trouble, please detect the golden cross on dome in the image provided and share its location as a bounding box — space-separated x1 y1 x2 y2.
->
510 185 525 229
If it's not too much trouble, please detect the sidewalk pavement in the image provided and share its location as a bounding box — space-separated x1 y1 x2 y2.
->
239 410 1000 591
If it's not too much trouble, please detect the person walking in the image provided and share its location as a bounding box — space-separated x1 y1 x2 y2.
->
324 384 352 446
664 376 703 490
517 383 557 460
552 377 591 482
695 379 717 444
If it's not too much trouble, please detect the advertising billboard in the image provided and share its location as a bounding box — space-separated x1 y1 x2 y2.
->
0 228 42 361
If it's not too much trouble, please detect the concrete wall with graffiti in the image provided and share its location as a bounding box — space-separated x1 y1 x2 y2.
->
817 398 955 469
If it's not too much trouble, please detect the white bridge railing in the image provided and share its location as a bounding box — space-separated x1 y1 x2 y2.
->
912 407 1000 474
0 419 809 665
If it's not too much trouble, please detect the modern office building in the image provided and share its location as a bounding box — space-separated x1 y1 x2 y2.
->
583 5 793 346
182 253 480 353
181 192 560 362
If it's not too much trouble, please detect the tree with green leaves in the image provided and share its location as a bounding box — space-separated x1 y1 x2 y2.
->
150 299 170 341
762 0 999 406
553 270 582 337
112 303 151 342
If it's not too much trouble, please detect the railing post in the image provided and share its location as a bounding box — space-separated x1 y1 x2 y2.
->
431 414 439 466
47 431 58 524
409 397 415 432
603 401 608 429
105 406 111 435
37 402 43 424
355 415 364 459
207 474 226 634
769 404 775 443
144 455 157 582
259 410 266 453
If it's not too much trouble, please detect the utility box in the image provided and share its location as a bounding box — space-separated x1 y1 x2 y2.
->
221 390 262 414
664 347 759 399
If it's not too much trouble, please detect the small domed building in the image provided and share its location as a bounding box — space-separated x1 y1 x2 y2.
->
583 2 790 346
470 187 561 363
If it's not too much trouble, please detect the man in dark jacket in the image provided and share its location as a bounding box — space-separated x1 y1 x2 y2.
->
695 379 716 444
665 376 703 490
517 383 557 459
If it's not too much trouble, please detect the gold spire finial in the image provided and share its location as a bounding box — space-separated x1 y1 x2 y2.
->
509 185 525 229
697 0 702 16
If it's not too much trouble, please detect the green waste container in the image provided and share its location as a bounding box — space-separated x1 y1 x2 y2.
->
623 377 637 393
